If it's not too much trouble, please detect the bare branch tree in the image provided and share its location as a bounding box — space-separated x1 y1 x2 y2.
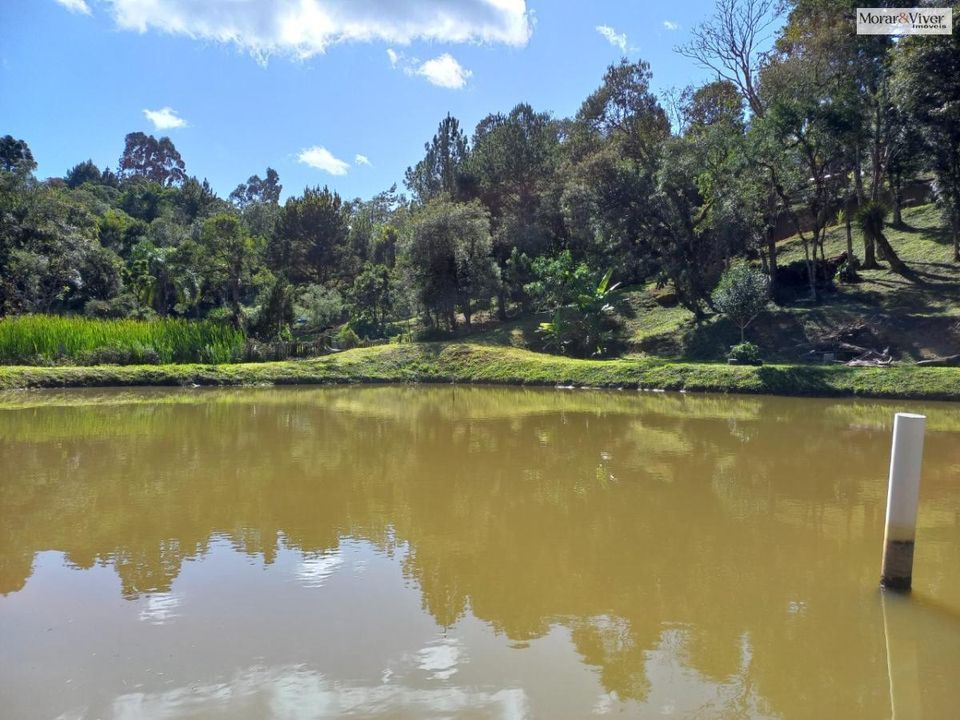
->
677 0 784 118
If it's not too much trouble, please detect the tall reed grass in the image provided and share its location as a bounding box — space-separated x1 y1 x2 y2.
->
0 315 246 365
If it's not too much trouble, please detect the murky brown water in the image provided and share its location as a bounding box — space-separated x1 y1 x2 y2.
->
1 386 958 719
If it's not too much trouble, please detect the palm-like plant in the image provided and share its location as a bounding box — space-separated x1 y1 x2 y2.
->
538 269 621 357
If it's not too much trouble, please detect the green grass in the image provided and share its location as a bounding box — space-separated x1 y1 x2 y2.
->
581 203 958 362
778 203 955 271
0 342 957 401
0 315 246 365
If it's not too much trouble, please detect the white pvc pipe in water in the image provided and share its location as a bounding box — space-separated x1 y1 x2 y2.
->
881 412 926 590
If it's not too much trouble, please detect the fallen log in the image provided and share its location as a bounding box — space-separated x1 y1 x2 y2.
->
916 354 960 367
846 358 893 367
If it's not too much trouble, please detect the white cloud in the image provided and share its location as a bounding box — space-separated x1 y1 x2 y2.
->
355 154 372 167
103 0 532 61
298 146 350 175
595 25 627 52
663 20 680 31
387 49 472 89
54 0 91 15
415 53 472 89
143 106 187 130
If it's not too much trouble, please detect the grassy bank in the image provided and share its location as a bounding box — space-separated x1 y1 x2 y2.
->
0 343 958 401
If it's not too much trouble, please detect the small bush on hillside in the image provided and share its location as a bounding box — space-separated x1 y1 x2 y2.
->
333 325 361 350
727 341 762 365
295 284 345 332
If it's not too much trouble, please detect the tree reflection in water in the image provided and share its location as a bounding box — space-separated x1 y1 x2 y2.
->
1 386 958 718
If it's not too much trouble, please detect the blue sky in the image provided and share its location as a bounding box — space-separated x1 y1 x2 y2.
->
0 0 774 202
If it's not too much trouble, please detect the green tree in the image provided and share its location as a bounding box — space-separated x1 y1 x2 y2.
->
128 241 180 316
0 135 36 176
118 181 172 223
648 79 756 318
270 186 348 284
525 251 596 311
772 0 896 271
230 168 282 207
566 60 671 283
256 275 294 340
176 176 225 223
117 132 187 186
468 103 563 317
1 185 100 313
200 213 262 326
755 21 864 299
65 160 103 189
294 284 344 332
348 263 396 336
77 244 126 312
712 263 770 342
406 200 499 329
405 114 470 204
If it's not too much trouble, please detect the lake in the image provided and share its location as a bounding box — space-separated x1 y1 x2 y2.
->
1 386 958 719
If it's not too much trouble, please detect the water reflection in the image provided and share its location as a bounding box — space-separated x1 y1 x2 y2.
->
107 665 530 720
417 638 462 680
138 592 183 625
294 550 343 589
1 386 959 719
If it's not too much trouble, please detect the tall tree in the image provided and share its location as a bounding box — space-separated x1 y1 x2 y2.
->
646 79 761 317
404 114 470 204
177 177 224 222
678 0 780 118
230 168 282 207
679 0 785 286
200 213 261 326
756 63 851 298
567 60 671 283
406 200 499 329
117 132 187 186
65 160 103 188
775 0 920 277
469 103 563 316
270 187 348 284
0 136 36 176
779 0 907 269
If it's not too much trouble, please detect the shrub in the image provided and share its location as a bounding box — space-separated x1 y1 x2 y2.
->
536 268 621 357
295 284 345 332
525 251 596 310
727 341 762 365
333 325 362 350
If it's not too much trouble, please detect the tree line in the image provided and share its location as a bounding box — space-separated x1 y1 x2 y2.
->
1 0 957 352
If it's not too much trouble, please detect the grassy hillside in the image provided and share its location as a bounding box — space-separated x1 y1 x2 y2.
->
472 203 959 363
